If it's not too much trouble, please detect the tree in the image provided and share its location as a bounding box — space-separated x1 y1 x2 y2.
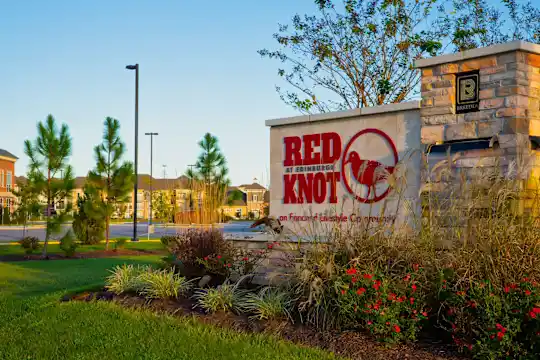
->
259 0 540 113
72 189 106 245
2 207 10 225
87 117 134 250
13 179 42 236
186 133 231 223
153 190 177 223
24 115 74 258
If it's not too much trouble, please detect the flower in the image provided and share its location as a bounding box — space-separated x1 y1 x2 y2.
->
413 264 419 271
403 274 411 282
217 255 222 259
267 244 273 250
468 301 477 309
363 273 373 280
203 256 209 261
373 280 381 290
351 277 358 284
242 257 249 261
367 321 372 325
227 263 232 268
410 297 415 305
411 284 417 292
346 268 357 275
525 290 532 296
496 324 506 333
530 308 540 318
466 344 473 351
341 289 346 295
422 311 428 317
504 286 510 293
497 332 504 341
393 325 401 333
387 293 396 301
356 287 366 295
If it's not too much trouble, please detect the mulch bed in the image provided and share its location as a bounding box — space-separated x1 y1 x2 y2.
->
0 249 166 262
62 290 465 360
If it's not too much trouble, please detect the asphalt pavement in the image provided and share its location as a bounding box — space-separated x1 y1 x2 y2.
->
0 221 260 242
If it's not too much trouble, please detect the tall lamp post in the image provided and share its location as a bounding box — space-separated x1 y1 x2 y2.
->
126 63 139 241
145 132 159 226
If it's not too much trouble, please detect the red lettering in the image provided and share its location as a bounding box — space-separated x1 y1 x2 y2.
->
283 174 297 204
283 136 302 166
321 132 341 163
302 134 321 165
326 171 340 203
313 173 326 203
298 173 313 203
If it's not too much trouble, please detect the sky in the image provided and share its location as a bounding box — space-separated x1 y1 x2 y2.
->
0 0 316 187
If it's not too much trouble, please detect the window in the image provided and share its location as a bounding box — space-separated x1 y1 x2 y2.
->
253 195 258 202
6 171 11 191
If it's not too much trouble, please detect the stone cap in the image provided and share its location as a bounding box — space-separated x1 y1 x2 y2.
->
415 40 540 69
265 101 420 127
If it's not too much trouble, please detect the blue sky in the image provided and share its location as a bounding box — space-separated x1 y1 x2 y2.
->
0 0 315 186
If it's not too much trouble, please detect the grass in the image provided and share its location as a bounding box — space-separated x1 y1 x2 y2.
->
0 240 165 256
0 256 338 360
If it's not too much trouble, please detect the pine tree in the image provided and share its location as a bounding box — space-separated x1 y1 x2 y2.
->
87 117 134 250
24 115 74 258
186 133 231 222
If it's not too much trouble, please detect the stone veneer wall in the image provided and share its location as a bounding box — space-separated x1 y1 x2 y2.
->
417 42 540 213
420 50 540 147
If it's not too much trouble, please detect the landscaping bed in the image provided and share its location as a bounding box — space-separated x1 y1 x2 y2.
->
62 288 461 360
0 248 166 262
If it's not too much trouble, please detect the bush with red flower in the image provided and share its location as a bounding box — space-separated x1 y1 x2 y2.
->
438 275 540 358
334 265 429 343
197 247 271 278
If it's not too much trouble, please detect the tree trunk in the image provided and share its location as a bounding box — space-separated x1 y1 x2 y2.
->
105 214 110 251
42 169 51 259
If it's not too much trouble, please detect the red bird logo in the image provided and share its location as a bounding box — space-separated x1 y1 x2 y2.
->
344 151 395 199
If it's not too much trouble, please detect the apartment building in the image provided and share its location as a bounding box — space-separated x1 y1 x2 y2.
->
221 181 268 220
0 149 17 214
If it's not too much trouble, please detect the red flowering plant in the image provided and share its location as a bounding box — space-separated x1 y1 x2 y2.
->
438 274 540 358
334 264 429 343
196 246 272 278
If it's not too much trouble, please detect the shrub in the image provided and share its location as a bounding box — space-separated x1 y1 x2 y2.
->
165 229 235 276
160 235 174 248
438 277 540 358
334 266 429 343
138 269 193 299
105 264 152 294
18 236 40 255
193 280 247 313
72 192 105 245
196 247 271 278
114 237 128 250
243 287 293 321
59 230 78 257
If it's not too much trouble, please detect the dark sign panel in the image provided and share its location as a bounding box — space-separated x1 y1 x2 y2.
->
455 70 480 114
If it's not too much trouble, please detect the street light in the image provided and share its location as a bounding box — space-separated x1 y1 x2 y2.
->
145 132 158 226
126 63 139 241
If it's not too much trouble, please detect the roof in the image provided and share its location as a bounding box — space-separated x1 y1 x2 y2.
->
415 40 540 68
0 149 18 161
239 183 267 191
137 175 190 191
16 174 191 191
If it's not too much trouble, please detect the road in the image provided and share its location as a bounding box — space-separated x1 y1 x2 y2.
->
0 221 261 242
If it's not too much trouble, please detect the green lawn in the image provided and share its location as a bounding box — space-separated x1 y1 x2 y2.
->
0 240 165 256
0 256 338 360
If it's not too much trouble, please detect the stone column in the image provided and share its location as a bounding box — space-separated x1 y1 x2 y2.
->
416 40 540 213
